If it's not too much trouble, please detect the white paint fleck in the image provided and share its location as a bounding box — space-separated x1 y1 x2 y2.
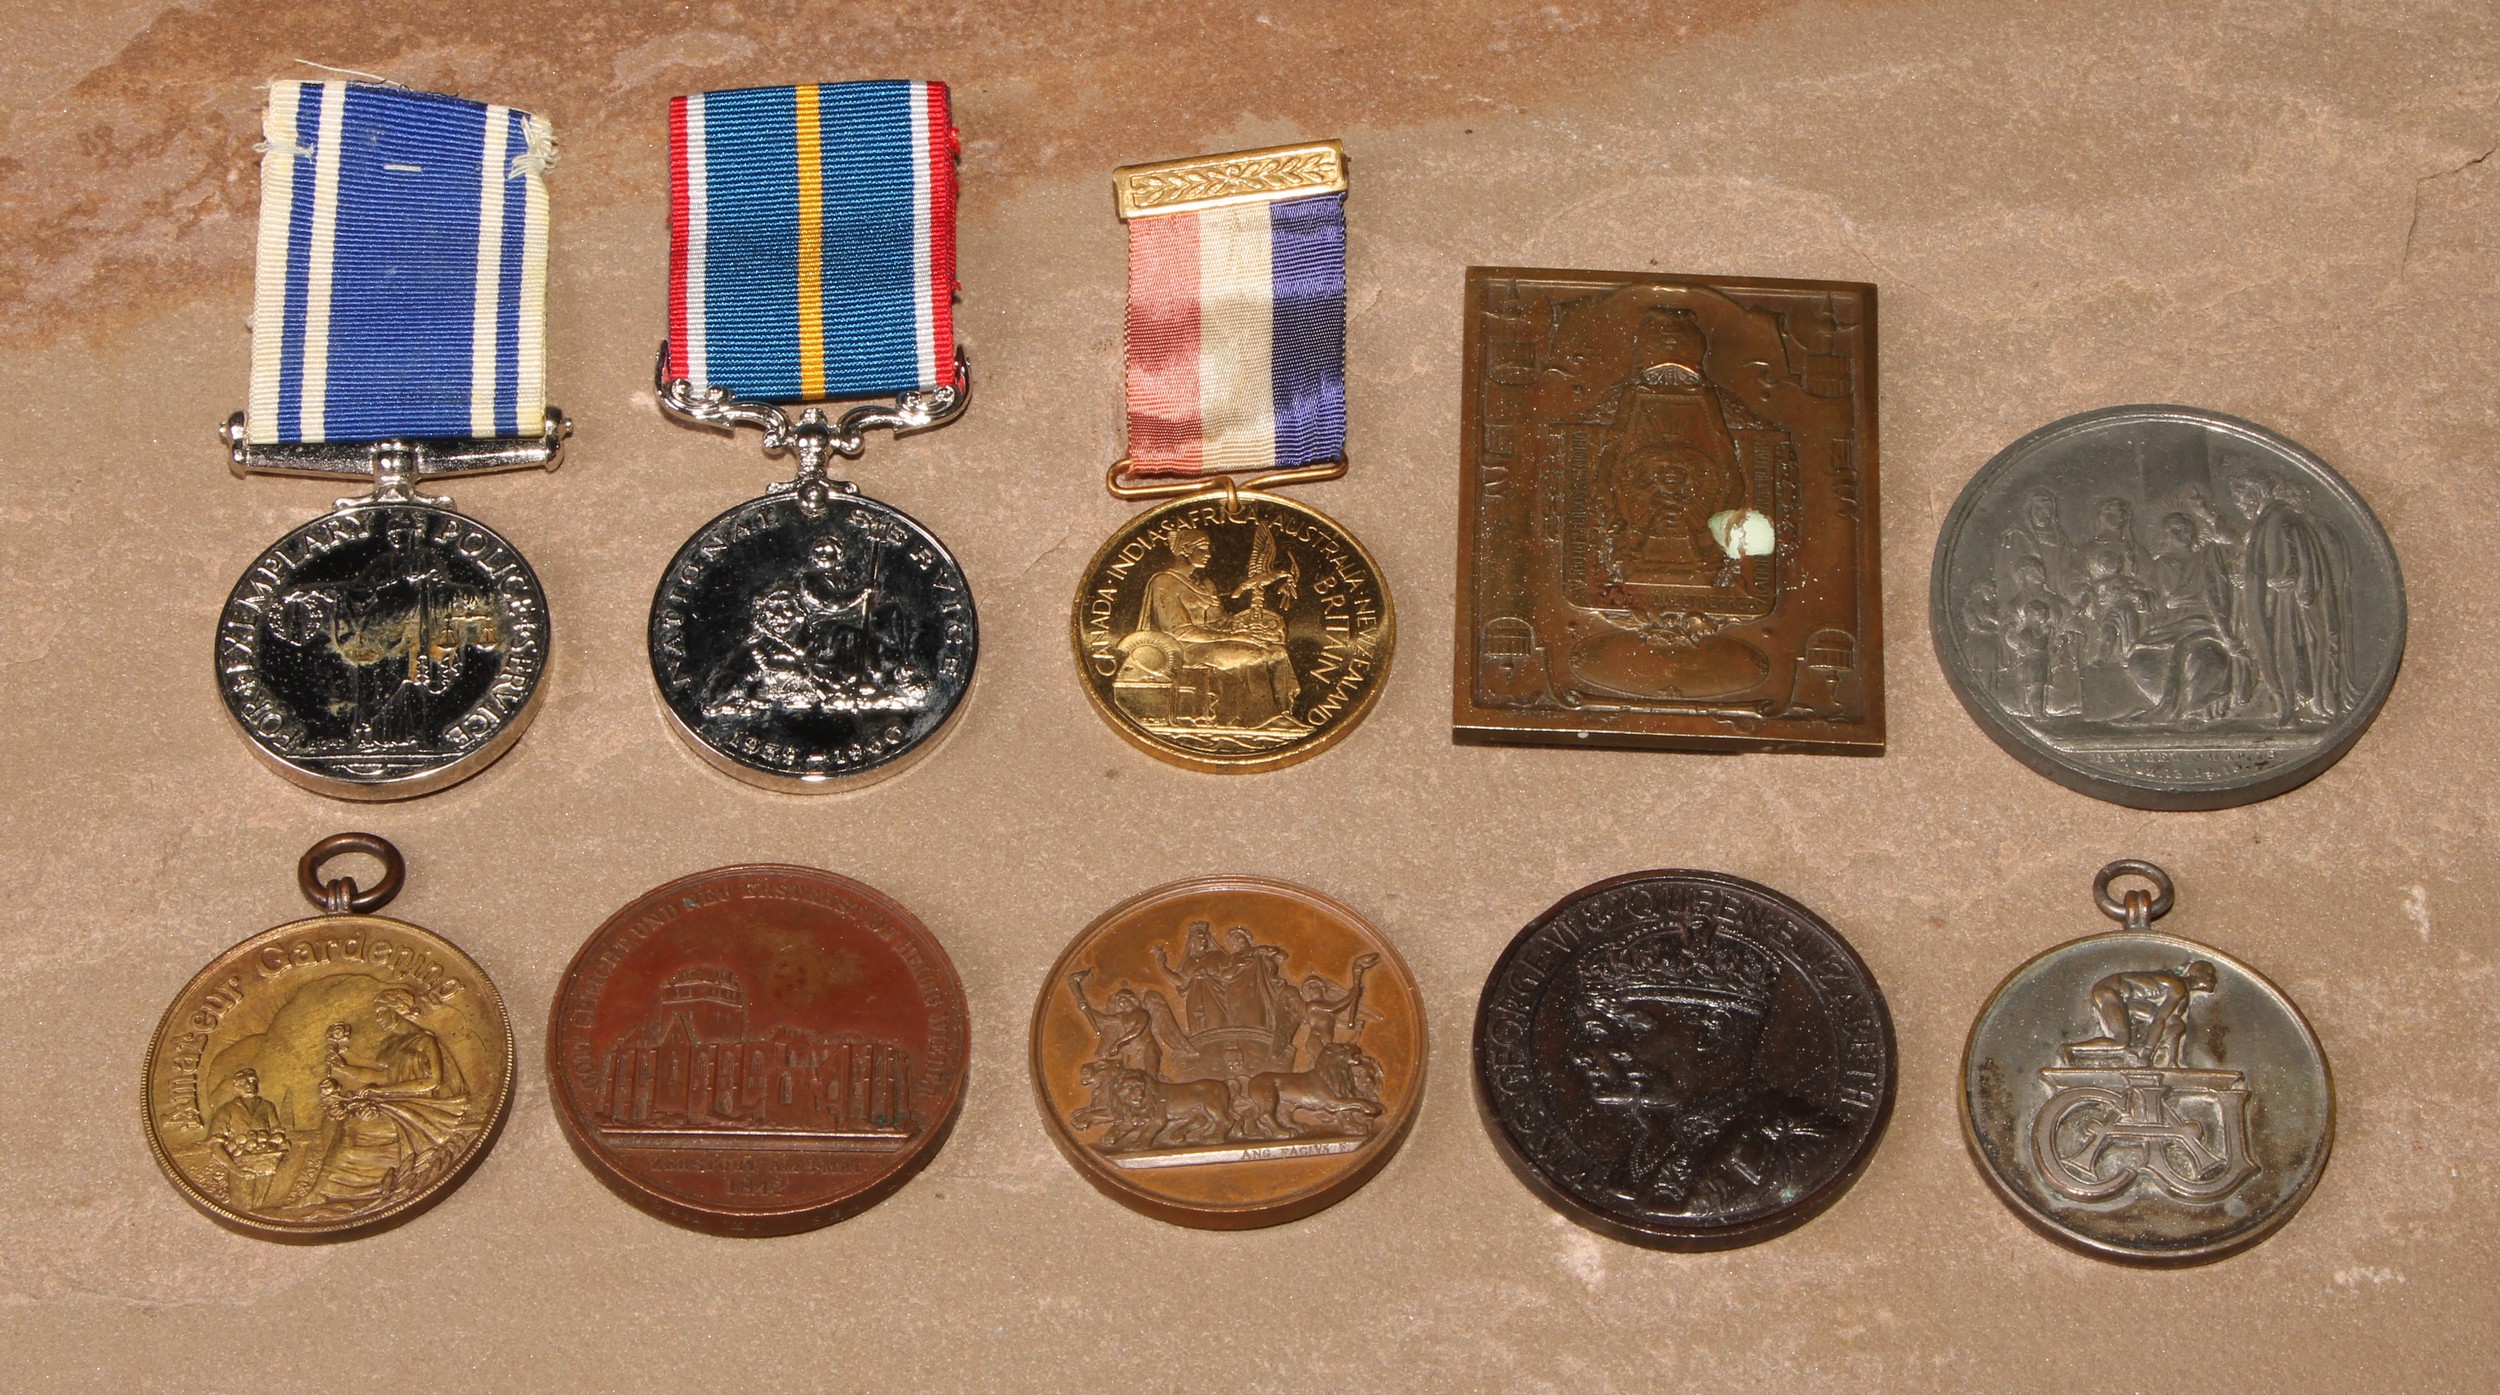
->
2333 1265 2405 1288
2404 884 2430 941
1555 1221 1606 1290
1709 507 1776 558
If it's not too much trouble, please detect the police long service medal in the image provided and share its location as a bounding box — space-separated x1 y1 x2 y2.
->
215 81 566 801
1072 142 1393 773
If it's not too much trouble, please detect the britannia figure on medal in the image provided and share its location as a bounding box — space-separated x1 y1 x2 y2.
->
650 81 976 792
1073 141 1394 773
1111 522 1304 733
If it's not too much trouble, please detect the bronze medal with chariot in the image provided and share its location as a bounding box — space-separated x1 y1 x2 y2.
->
1031 877 1424 1228
141 835 516 1241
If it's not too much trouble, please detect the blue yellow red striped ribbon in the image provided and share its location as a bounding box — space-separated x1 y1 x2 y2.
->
247 81 552 446
666 81 959 402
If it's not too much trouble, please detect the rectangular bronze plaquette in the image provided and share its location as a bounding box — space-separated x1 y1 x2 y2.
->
1453 267 1883 753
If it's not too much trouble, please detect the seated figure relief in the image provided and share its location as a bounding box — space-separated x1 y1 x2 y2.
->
1964 475 2352 734
1111 522 1302 734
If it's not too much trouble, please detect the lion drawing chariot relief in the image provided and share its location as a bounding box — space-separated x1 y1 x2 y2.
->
1063 922 1385 1162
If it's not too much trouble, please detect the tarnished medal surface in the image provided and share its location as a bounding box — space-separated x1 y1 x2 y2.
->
1454 269 1884 754
218 501 550 800
650 483 976 791
1932 405 2404 808
549 864 969 1236
1475 870 1895 1250
1031 876 1423 1228
1962 861 2332 1264
142 835 516 1240
1073 491 1393 773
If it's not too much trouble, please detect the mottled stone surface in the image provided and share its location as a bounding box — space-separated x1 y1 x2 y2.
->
2 2 2494 1391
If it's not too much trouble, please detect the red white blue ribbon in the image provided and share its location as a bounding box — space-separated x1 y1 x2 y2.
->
667 81 958 403
1122 184 1347 478
247 81 553 446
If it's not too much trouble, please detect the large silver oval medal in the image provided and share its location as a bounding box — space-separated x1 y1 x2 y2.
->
216 502 550 800
648 481 976 791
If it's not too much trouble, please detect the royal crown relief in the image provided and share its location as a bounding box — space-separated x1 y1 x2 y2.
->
1473 870 1896 1250
1456 269 1882 753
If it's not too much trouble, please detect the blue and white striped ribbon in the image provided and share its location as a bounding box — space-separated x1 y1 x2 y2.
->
247 80 553 445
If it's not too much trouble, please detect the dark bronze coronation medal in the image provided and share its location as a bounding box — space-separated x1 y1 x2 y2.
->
547 865 969 1236
1454 269 1883 754
1931 405 2404 808
1474 870 1895 1249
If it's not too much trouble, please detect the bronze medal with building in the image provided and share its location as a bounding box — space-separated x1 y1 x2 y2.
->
1962 861 2333 1264
1072 142 1393 773
141 834 516 1241
1474 870 1895 1250
548 864 968 1236
1031 877 1424 1227
1931 405 2404 808
1453 269 1882 753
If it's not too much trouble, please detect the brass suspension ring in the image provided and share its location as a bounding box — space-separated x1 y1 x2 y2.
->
298 832 407 915
1104 455 1351 502
2092 859 2175 925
